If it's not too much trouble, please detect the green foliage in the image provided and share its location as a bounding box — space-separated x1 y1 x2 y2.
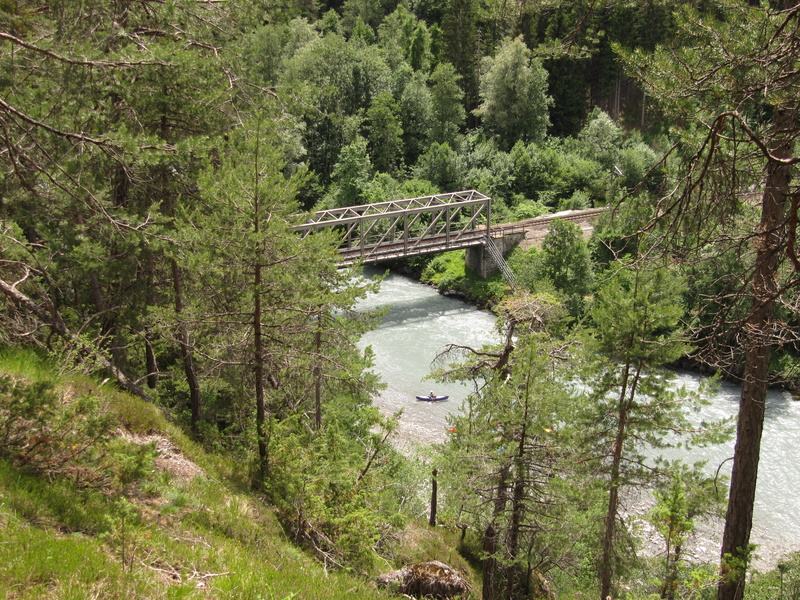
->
586 261 688 364
0 352 396 599
429 61 466 148
0 375 113 483
4 1 798 597
421 251 466 290
512 198 551 219
572 260 730 598
414 142 466 191
328 136 375 207
366 92 404 174
399 70 435 164
440 0 480 113
648 472 710 599
242 18 319 86
578 107 623 171
747 553 800 600
474 36 552 149
377 6 433 73
420 250 506 306
280 31 392 181
539 218 594 317
432 313 586 596
263 404 409 574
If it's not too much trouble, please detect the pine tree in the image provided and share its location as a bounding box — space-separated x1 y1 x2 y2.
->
429 62 466 148
574 261 724 600
618 4 800 597
0 0 235 402
433 293 578 600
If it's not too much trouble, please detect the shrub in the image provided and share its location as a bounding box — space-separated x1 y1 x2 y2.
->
0 376 113 485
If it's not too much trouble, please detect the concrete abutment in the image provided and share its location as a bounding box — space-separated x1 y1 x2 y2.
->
465 233 525 278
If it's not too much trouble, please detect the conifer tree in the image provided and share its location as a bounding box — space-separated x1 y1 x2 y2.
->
574 261 725 600
0 0 234 401
179 116 377 480
433 293 578 600
440 0 480 117
429 62 466 148
619 4 800 597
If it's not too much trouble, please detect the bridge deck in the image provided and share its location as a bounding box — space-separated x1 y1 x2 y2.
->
336 229 488 266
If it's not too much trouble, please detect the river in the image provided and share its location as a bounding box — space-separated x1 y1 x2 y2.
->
355 266 800 571
356 267 498 451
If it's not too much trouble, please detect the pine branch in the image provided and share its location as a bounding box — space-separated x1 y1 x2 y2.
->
0 269 158 406
0 32 173 67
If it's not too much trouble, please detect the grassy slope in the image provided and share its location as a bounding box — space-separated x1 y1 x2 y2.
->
0 351 393 600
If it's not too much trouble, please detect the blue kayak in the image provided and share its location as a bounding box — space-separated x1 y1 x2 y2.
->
416 395 449 402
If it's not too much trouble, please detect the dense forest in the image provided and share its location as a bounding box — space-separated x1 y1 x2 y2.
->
1 0 799 599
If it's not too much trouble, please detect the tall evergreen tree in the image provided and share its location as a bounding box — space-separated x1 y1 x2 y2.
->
433 293 577 600
574 261 724 600
429 62 466 148
0 0 235 405
619 4 800 598
440 0 480 118
182 117 378 478
399 71 435 165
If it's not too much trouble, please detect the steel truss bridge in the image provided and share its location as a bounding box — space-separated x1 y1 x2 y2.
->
295 190 496 267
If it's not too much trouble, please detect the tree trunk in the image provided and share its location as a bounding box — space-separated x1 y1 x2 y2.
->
600 362 632 600
504 461 527 600
483 464 510 600
145 333 157 389
254 261 268 484
503 418 529 600
717 105 794 600
171 259 202 432
429 468 438 527
482 522 499 600
253 119 268 485
314 313 322 431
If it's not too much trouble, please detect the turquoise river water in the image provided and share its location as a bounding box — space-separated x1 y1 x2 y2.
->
355 266 800 570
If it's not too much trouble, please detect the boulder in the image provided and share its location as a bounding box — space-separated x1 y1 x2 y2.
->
377 560 470 599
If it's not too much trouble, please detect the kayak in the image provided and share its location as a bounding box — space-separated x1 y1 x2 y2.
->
416 395 449 402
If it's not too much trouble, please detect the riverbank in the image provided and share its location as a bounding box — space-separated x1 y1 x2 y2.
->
376 254 507 310
622 487 799 574
359 265 800 579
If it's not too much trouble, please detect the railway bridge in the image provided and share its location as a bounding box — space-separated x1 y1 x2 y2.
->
295 190 605 284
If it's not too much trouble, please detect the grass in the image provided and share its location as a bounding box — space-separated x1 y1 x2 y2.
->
0 348 395 600
420 250 508 307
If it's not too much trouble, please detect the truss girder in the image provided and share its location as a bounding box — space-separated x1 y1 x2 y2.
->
296 190 492 265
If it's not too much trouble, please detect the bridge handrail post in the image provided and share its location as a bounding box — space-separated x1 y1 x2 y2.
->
404 212 408 255
446 205 450 246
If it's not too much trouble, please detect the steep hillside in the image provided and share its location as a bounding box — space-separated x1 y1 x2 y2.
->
0 350 395 599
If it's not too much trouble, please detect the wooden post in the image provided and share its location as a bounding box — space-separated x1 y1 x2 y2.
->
429 468 438 527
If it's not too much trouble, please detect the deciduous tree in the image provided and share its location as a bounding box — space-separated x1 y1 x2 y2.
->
474 36 552 150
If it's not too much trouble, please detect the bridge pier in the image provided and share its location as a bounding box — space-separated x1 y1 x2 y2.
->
465 233 525 278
